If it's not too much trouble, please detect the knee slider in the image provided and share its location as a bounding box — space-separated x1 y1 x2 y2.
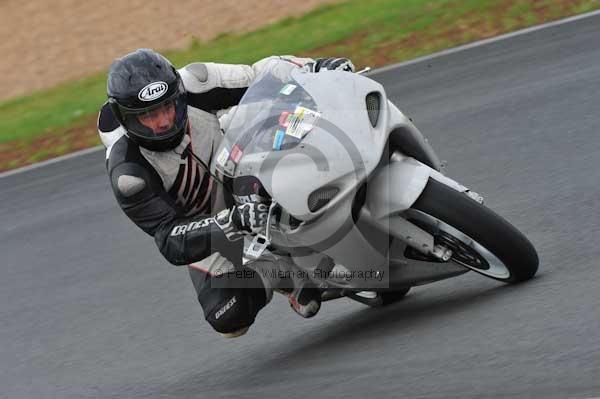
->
199 268 268 334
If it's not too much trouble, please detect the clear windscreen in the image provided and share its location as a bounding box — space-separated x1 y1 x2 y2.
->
213 62 320 176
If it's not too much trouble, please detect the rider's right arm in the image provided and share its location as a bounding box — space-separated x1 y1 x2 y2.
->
106 141 243 267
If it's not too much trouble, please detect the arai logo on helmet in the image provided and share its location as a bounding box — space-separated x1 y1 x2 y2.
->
138 81 168 101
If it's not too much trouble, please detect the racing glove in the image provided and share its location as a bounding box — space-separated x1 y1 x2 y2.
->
214 202 270 241
305 57 356 73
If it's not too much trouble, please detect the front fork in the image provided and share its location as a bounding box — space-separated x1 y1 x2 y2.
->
363 209 453 262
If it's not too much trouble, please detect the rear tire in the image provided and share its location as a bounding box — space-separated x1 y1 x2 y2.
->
345 287 411 307
379 287 411 306
411 179 538 283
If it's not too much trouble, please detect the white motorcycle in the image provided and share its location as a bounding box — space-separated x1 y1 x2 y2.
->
211 60 538 307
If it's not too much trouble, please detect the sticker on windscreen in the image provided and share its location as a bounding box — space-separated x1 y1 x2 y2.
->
217 148 230 166
230 144 243 163
279 111 292 128
273 129 286 150
285 106 321 139
279 84 297 95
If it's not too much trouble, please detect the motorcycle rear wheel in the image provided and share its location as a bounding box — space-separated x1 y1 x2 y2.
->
345 287 411 307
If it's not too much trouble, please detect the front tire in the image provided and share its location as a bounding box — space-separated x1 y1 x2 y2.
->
410 179 539 283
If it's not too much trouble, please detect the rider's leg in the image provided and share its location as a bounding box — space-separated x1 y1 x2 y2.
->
188 253 270 338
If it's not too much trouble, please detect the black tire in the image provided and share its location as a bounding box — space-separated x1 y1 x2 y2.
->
411 179 539 283
344 287 411 307
379 287 411 306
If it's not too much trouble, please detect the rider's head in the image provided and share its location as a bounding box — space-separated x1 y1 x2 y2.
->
107 49 188 151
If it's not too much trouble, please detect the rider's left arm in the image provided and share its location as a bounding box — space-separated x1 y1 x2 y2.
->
179 55 317 113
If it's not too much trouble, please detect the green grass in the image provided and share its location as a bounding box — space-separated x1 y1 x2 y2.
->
3 0 459 145
0 75 106 143
1 0 600 168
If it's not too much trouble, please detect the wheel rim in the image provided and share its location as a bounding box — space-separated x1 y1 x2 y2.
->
405 209 511 280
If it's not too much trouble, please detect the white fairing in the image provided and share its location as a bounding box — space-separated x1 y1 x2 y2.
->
366 154 431 220
212 59 473 289
234 67 390 220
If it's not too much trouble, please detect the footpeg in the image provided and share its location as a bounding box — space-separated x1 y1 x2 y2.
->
432 245 453 261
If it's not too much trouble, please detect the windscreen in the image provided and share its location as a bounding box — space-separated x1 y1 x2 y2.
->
213 62 321 177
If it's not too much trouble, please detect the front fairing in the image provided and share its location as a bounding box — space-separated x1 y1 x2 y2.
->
212 62 390 219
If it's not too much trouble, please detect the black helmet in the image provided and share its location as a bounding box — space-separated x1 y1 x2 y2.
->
107 49 188 151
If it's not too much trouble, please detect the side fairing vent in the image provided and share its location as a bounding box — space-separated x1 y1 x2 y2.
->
308 186 339 212
366 92 381 127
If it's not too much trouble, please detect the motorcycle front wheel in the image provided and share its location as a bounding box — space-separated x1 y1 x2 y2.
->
408 179 539 283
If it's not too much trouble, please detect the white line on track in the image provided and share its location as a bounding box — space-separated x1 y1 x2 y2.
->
368 8 600 74
0 145 104 178
3 8 600 179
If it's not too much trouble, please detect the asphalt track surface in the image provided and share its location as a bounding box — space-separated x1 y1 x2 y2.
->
3 13 600 399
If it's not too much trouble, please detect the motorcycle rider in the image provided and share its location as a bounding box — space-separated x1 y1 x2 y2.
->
98 48 355 338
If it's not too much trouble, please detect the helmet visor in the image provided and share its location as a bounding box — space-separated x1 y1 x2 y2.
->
118 92 187 141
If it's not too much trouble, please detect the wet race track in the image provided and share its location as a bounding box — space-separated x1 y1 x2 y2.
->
2 12 600 399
